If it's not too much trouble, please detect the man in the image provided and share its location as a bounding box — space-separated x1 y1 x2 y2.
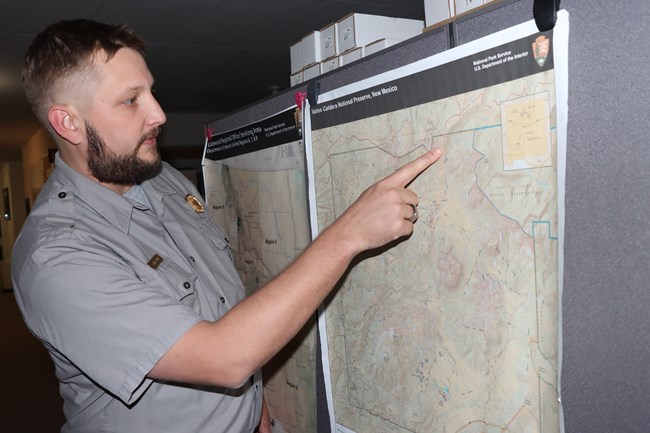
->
12 19 442 433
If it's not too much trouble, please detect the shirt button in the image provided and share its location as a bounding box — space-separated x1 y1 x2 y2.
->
220 297 226 303
58 192 66 198
189 256 195 262
183 282 191 289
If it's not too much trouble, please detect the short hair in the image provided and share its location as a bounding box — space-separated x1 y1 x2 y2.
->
23 19 146 131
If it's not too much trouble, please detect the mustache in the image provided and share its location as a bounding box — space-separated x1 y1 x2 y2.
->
134 126 163 153
140 126 162 144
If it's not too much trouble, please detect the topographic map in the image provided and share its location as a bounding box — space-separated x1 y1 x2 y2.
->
203 108 317 433
308 15 567 433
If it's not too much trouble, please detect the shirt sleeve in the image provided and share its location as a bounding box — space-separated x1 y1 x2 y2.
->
15 236 204 405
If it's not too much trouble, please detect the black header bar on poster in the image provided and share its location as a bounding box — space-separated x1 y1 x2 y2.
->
310 31 554 131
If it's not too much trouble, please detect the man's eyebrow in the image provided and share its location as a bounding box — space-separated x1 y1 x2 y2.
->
117 78 156 96
116 84 150 98
122 85 146 93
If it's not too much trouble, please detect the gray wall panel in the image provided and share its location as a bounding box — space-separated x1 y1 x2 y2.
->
563 1 650 431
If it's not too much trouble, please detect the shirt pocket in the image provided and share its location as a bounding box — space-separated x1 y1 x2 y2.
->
197 214 234 262
154 258 198 302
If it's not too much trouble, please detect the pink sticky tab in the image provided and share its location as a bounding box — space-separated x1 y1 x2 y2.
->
294 91 306 108
205 127 214 141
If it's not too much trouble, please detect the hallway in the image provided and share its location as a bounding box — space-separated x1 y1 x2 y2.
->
0 290 65 432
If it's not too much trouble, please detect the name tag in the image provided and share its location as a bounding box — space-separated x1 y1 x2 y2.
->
147 254 164 269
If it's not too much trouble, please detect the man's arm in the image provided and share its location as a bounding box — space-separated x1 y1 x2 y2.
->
149 148 442 388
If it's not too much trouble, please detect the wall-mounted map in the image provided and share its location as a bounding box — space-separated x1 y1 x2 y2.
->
307 12 568 433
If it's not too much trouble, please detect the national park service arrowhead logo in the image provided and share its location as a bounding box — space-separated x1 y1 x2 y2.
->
532 35 550 67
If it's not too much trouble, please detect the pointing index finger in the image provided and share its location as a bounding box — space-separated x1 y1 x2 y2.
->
384 148 443 188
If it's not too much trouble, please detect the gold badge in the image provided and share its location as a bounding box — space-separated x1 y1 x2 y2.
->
185 194 205 213
147 254 164 269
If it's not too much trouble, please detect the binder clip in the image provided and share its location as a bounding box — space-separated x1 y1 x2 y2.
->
307 81 320 107
533 0 561 32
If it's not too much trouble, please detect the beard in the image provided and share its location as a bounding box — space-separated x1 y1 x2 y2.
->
86 122 162 185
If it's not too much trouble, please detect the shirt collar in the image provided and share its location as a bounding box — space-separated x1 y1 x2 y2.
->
52 152 173 233
123 184 152 210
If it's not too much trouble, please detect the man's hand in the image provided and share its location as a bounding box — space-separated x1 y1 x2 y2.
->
328 147 443 254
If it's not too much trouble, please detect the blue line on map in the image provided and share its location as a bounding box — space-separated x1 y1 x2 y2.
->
532 221 558 240
464 127 558 243
474 123 502 131
467 132 533 237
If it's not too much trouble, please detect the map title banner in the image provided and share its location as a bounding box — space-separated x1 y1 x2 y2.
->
205 108 301 161
311 31 554 131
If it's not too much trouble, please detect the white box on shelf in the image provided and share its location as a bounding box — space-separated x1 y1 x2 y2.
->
336 13 423 54
303 62 320 81
290 40 302 73
290 70 303 87
424 0 455 28
319 22 338 59
301 30 322 67
454 0 483 15
321 55 340 74
340 47 363 66
363 38 402 57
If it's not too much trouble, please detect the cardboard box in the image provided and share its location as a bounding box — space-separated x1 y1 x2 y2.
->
319 22 338 59
363 38 402 57
424 0 455 27
336 13 423 54
321 55 340 74
290 40 302 73
303 62 320 81
340 47 363 66
301 30 322 67
290 70 303 87
455 0 483 15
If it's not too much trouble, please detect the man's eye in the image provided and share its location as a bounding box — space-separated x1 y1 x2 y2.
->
124 97 137 106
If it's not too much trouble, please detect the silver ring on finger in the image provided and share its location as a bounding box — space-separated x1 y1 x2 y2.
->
406 203 418 223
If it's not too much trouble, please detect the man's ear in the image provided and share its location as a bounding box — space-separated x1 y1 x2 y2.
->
48 105 83 145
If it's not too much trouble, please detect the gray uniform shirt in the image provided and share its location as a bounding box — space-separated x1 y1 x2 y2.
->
11 154 262 433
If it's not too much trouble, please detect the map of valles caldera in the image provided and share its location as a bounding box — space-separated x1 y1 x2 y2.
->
311 69 560 433
203 137 317 433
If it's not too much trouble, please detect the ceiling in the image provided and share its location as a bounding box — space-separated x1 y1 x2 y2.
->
0 0 426 160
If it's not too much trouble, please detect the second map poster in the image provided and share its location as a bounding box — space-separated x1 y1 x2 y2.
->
203 107 317 433
307 12 568 433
